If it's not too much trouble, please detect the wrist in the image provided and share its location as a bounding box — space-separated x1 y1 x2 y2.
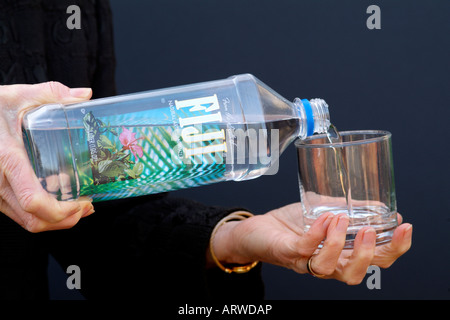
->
207 211 259 273
212 220 244 264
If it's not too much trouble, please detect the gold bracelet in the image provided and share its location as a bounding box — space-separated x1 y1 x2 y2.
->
209 211 259 274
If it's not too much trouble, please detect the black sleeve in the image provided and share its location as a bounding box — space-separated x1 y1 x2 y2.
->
45 194 264 300
0 214 49 300
0 0 117 98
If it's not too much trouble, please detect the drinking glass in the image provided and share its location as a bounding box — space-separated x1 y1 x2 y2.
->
295 130 398 248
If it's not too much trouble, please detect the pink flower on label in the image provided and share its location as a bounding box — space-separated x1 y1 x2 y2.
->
119 126 144 159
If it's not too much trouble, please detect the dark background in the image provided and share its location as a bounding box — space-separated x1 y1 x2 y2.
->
49 0 450 299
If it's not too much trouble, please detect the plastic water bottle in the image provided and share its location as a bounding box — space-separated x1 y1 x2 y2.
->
22 74 330 202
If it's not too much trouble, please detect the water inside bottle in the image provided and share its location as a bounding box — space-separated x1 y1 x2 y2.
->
23 117 299 202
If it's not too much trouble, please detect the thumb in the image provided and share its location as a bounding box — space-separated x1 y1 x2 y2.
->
1 81 92 133
2 81 92 115
20 81 92 108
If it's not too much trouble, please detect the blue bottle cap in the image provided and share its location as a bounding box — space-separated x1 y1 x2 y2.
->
301 99 315 136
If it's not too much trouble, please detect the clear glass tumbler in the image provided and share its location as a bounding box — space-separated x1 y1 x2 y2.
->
295 130 398 248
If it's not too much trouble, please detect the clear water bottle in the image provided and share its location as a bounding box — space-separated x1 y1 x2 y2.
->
22 74 330 202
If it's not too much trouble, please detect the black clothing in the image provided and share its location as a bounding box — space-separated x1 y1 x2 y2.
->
0 0 116 97
0 0 264 300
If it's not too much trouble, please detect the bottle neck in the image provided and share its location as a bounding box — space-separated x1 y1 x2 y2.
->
293 98 330 139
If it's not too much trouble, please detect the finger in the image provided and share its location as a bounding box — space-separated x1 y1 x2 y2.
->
297 212 334 254
2 143 86 223
0 181 94 232
1 82 92 133
3 82 92 109
21 201 94 232
339 227 376 285
310 214 349 276
32 202 95 232
372 223 412 268
291 212 334 274
397 212 403 224
25 82 92 106
391 223 413 250
28 199 94 232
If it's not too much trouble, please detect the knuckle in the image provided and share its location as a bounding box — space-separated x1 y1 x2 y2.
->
22 213 44 233
18 191 40 214
357 251 374 263
314 263 335 276
0 148 26 183
18 192 64 223
0 146 16 168
46 81 62 97
300 233 323 252
43 81 67 100
324 238 343 250
321 266 336 276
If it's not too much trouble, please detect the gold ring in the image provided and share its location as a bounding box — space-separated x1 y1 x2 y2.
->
306 256 326 278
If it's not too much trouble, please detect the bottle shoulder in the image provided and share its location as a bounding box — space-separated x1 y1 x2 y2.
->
22 103 67 130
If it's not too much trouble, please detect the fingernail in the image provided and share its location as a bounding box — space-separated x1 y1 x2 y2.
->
69 87 92 98
363 228 376 244
82 204 94 217
83 208 95 218
336 215 349 232
405 224 413 233
322 214 334 230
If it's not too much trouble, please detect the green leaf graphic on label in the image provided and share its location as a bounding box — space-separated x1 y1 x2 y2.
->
124 168 136 179
98 135 115 150
133 162 144 176
83 112 146 186
124 162 143 179
98 159 128 178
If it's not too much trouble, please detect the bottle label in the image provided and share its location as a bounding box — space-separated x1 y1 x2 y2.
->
174 94 227 159
78 94 227 199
